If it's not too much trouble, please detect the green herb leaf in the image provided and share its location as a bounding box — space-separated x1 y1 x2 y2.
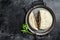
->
21 24 32 34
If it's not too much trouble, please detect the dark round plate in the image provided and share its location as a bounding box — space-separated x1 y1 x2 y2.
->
26 5 56 35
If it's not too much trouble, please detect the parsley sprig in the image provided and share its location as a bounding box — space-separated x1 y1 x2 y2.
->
21 24 32 34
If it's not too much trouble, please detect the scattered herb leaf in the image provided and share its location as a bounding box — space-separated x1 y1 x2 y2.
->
21 24 32 34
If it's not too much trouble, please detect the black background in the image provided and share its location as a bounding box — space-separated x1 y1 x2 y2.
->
0 0 60 40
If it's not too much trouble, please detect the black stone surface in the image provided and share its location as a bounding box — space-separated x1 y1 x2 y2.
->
0 0 60 40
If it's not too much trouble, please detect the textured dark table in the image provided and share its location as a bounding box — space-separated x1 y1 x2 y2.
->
0 0 60 40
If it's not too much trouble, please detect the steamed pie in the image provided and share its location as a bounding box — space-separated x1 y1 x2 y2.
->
29 8 53 31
